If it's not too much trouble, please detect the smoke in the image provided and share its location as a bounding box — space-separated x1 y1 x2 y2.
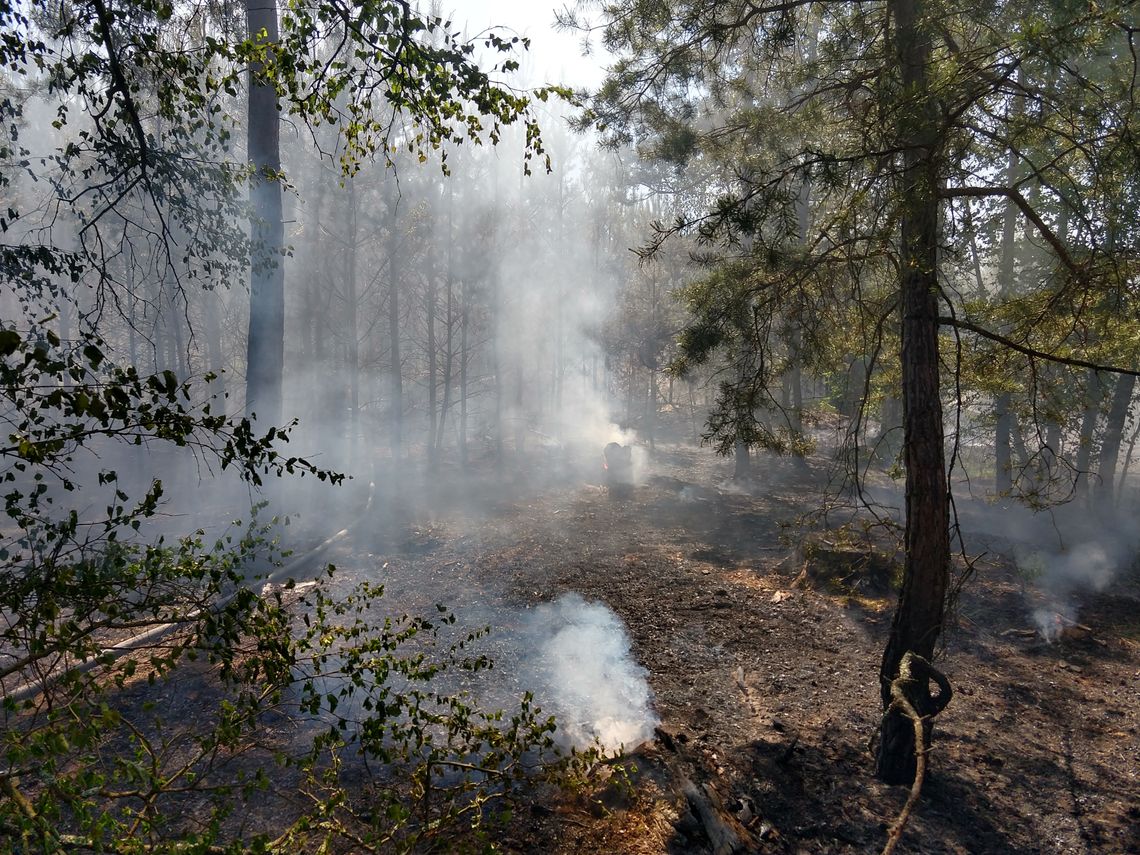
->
1004 509 1136 641
289 588 659 758
1014 538 1125 640
1026 541 1118 594
516 593 658 750
1031 604 1076 643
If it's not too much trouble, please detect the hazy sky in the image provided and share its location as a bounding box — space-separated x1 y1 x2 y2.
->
451 1 609 90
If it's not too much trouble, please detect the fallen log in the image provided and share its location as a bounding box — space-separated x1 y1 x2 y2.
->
681 777 752 855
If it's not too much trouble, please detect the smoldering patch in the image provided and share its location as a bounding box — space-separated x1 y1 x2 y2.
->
515 592 659 751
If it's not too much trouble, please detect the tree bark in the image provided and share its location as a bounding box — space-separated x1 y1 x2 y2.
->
244 0 284 424
877 0 951 787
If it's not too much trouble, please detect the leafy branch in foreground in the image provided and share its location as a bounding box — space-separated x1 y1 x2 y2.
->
0 327 605 852
277 581 606 853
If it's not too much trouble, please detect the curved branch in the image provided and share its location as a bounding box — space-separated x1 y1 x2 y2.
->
937 316 1140 377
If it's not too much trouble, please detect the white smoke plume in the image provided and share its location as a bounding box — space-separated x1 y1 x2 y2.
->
517 593 658 750
1010 518 1134 641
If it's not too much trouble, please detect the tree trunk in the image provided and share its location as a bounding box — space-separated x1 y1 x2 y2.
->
1096 371 1135 507
689 380 700 444
646 366 657 452
491 287 504 465
345 175 360 455
437 226 456 455
244 0 284 424
1035 209 1071 495
733 439 751 481
1116 411 1140 501
993 90 1021 496
427 274 439 466
877 0 951 787
878 395 903 464
789 176 809 442
514 366 525 454
555 173 566 417
625 357 636 429
202 288 227 406
1074 369 1103 499
386 183 403 458
459 297 469 468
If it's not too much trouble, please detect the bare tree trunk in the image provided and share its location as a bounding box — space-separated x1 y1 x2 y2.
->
488 173 504 466
1035 209 1070 493
514 366 525 454
459 296 469 468
1074 370 1103 499
877 0 951 787
386 183 403 458
878 394 903 464
993 90 1021 496
427 275 439 466
646 366 657 451
555 174 566 418
437 278 455 455
127 270 139 369
994 410 1013 494
491 284 504 465
790 176 810 441
244 0 284 424
437 188 456 456
202 289 227 405
733 440 751 481
1010 416 1030 480
625 357 636 428
689 380 700 444
1117 412 1140 502
1097 372 1135 507
344 176 360 456
170 289 188 380
964 201 986 297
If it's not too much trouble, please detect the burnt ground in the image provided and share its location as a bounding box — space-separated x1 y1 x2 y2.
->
26 441 1137 853
314 441 1140 855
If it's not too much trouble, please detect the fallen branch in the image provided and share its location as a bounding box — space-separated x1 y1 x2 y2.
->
6 480 376 707
1000 628 1039 638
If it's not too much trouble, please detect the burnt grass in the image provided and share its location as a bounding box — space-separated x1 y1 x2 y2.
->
311 440 1140 855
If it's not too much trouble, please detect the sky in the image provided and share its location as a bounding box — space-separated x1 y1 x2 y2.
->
449 1 610 90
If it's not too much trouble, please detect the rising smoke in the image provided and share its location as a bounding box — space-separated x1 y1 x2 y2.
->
514 593 658 750
967 500 1139 640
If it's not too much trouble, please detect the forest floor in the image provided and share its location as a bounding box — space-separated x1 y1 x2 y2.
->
318 439 1140 855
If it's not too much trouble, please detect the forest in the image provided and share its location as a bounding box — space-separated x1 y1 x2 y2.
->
1 0 1138 853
